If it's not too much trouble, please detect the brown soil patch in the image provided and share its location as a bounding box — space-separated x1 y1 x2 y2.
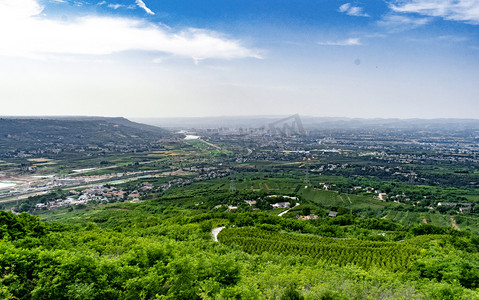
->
106 207 129 211
450 216 460 230
27 158 54 162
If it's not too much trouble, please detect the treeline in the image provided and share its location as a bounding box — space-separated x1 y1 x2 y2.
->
1 208 479 299
0 211 47 240
319 160 479 189
216 211 405 240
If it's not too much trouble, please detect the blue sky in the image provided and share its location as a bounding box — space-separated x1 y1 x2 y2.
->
1 0 478 118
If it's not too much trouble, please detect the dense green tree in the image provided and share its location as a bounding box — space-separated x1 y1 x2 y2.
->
280 284 304 300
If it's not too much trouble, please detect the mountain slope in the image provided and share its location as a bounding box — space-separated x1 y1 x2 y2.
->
0 117 171 155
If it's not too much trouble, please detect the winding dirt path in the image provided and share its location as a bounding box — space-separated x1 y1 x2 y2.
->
278 203 300 217
211 226 225 242
450 216 460 230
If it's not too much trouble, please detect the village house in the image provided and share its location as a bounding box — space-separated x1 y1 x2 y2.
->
297 214 318 220
328 211 338 218
378 193 388 201
128 191 140 198
141 182 154 190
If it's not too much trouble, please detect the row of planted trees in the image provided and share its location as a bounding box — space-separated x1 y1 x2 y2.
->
218 227 419 272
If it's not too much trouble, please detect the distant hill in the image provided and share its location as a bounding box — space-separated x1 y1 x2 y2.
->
135 116 479 131
0 117 171 156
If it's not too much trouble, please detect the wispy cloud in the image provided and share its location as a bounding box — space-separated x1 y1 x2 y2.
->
438 35 469 42
378 14 431 30
390 0 479 24
338 3 370 17
317 38 362 46
0 0 260 61
96 1 135 10
106 3 135 10
108 4 122 9
136 0 154 15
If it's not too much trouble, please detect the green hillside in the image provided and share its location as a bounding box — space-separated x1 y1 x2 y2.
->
1 184 478 299
0 117 170 155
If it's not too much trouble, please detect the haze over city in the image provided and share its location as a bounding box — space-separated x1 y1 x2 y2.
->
1 0 479 118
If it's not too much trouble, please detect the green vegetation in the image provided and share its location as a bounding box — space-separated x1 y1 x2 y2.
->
2 119 479 298
219 227 418 272
0 183 478 299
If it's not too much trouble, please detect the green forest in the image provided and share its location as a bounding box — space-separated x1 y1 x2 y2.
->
1 186 478 299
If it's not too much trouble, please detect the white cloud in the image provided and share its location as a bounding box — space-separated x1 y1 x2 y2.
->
317 38 362 46
96 2 135 10
339 3 370 17
390 0 479 24
108 4 122 9
0 0 43 19
136 0 154 15
339 3 351 13
378 14 430 29
0 0 260 61
106 3 135 10
152 57 165 64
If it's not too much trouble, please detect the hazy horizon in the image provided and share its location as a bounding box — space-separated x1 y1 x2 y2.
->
4 114 479 121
